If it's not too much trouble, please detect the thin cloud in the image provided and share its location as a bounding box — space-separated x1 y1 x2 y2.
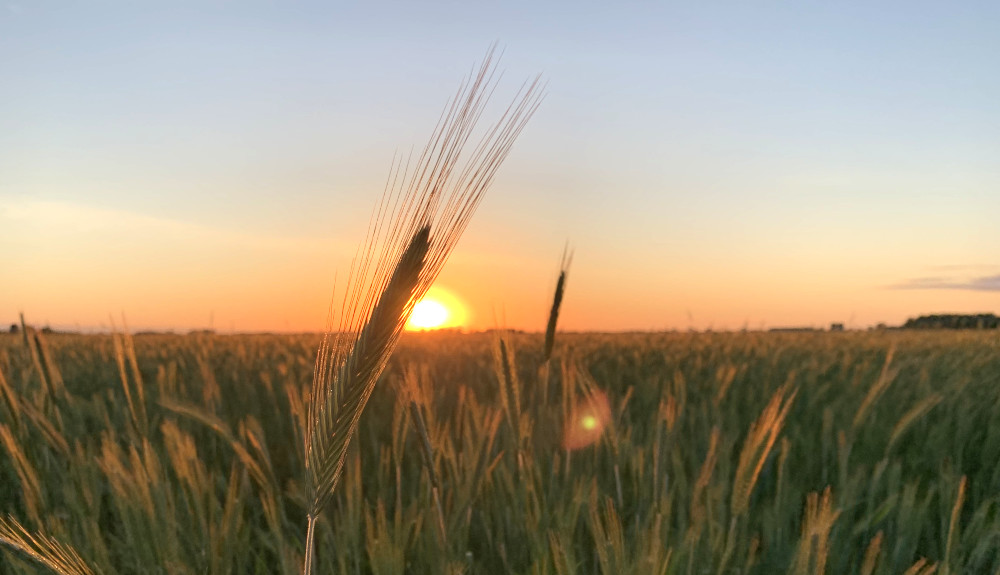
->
925 264 1000 273
1 198 342 253
891 274 1000 292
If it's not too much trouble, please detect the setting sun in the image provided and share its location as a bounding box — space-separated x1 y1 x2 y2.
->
405 286 468 331
408 299 449 330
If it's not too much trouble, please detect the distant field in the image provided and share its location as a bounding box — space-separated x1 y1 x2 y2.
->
2 329 1000 574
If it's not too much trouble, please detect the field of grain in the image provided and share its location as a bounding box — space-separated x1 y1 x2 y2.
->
2 328 999 574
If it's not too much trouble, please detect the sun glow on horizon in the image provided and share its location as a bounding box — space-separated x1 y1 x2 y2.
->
405 286 468 331
408 299 449 330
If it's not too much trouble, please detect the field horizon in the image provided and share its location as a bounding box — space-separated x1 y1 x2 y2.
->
6 315 996 338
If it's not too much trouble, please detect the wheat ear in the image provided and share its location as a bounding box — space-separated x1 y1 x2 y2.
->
0 515 95 575
543 245 573 363
302 47 542 574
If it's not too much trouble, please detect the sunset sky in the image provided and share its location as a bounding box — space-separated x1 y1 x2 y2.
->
3 1 998 332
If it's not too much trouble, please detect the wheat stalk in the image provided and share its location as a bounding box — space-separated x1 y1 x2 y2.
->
0 515 95 575
860 531 883 575
302 47 542 574
544 246 573 363
791 487 840 575
731 378 797 517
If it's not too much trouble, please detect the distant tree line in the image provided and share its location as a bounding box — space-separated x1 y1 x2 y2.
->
902 313 1000 330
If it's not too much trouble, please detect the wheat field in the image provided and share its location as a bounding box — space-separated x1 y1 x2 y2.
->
2 326 1000 574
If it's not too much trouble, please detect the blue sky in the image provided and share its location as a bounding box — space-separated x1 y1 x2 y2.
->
2 1 998 331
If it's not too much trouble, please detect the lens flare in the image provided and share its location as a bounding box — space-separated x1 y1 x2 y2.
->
563 389 611 450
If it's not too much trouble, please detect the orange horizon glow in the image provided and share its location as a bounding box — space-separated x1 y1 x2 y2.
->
7 267 999 335
3 201 996 335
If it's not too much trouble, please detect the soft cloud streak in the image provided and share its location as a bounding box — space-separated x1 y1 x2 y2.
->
892 274 1000 292
1 198 343 253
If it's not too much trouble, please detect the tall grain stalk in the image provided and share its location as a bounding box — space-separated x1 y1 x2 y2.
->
540 247 572 408
0 515 94 575
302 48 542 574
544 246 573 364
